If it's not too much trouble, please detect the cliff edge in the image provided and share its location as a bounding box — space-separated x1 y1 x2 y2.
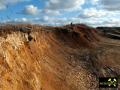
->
0 24 120 90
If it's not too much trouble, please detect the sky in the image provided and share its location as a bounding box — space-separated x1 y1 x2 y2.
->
0 0 120 27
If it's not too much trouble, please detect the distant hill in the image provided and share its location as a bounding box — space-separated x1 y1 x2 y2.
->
96 27 120 39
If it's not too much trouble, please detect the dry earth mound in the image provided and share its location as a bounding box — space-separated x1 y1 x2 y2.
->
0 24 119 90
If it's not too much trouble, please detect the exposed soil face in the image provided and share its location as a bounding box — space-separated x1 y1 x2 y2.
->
0 24 120 90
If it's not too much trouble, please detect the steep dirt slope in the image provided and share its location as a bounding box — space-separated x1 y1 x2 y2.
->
0 24 120 90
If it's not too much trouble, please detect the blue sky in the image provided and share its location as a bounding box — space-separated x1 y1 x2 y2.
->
0 0 120 26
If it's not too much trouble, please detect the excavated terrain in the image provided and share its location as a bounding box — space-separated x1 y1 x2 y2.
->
0 24 120 90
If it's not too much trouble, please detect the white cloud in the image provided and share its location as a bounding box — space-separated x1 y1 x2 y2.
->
32 16 71 25
89 0 120 11
1 0 120 27
18 18 28 22
38 16 68 25
0 0 30 10
42 9 61 16
29 17 120 26
22 5 61 16
79 8 107 18
45 0 85 10
78 16 120 27
78 7 120 27
0 3 6 10
23 5 39 15
14 17 29 22
90 0 99 5
103 18 120 26
99 0 120 11
3 15 120 27
3 17 30 24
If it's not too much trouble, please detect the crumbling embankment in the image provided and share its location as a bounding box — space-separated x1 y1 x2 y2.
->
0 24 119 90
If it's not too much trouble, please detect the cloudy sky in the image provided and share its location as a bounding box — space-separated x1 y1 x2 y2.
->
0 0 120 26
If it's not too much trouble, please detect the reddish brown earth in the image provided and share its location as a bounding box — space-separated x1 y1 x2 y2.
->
0 24 120 90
